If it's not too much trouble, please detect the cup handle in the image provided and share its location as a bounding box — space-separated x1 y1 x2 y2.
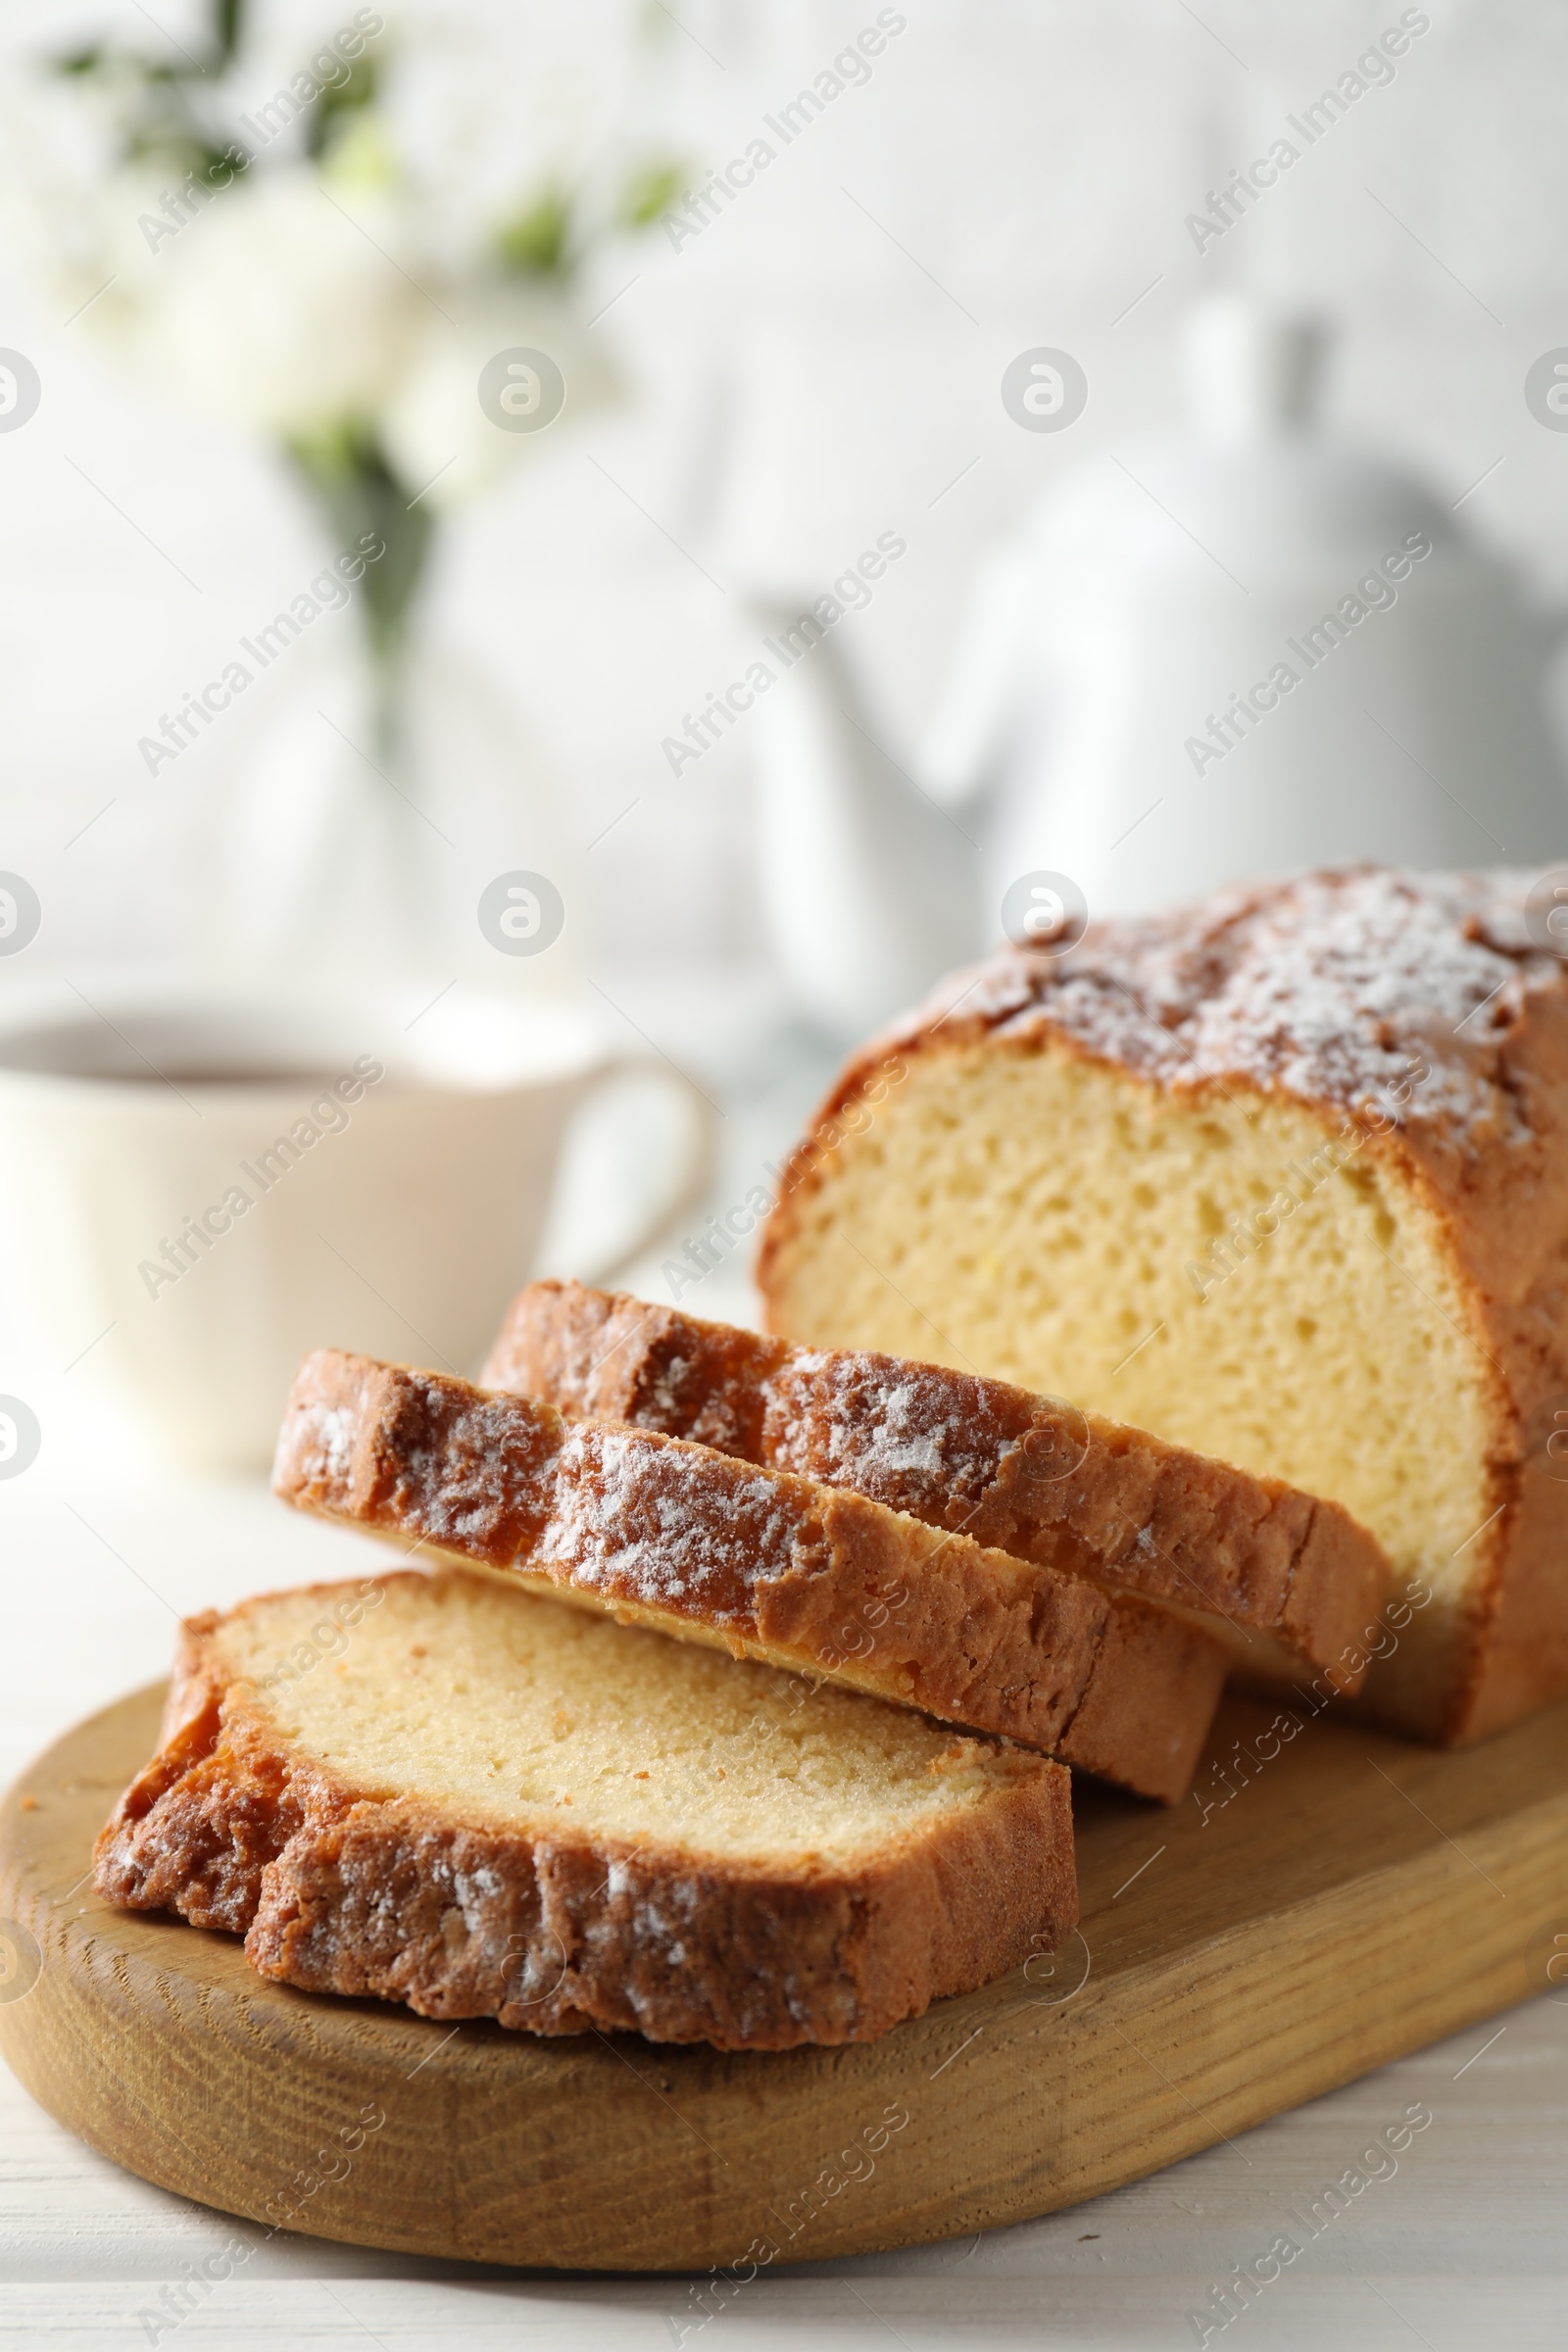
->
571 1054 721 1289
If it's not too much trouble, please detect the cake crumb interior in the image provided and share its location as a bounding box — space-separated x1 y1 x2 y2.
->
768 1041 1495 1723
219 1569 1029 1866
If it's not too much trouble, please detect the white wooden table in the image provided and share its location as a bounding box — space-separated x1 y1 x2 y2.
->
3 1454 1566 2350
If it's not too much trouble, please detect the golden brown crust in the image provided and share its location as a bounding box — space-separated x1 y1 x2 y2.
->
93 1654 327 1935
273 1351 1227 1802
754 868 1568 1743
483 1282 789 1461
482 1281 1388 1691
91 1572 1077 2051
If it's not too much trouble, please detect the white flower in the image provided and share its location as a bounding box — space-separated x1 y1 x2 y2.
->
0 66 172 340
379 286 618 511
146 171 423 440
374 0 645 269
3 0 662 478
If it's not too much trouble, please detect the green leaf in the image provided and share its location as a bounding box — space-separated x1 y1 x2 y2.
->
618 157 685 226
123 129 250 185
215 0 245 71
497 190 572 277
286 426 435 670
307 52 381 161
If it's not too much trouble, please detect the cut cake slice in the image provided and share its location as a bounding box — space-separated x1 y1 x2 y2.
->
481 1280 1390 1695
93 1568 1074 2050
271 1349 1229 1802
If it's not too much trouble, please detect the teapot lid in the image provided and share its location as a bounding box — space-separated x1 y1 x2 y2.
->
1024 297 1452 584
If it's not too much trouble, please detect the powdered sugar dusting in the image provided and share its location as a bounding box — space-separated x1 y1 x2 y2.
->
592 1864 702 1978
288 1398 355 1481
895 869 1563 1146
643 1349 695 1423
767 1351 1027 1521
316 1403 356 1474
536 1426 798 1623
823 1375 979 1482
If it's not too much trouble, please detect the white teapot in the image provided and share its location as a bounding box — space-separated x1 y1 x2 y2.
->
920 298 1568 920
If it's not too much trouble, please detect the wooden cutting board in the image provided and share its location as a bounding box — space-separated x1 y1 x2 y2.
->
3 1680 1567 2273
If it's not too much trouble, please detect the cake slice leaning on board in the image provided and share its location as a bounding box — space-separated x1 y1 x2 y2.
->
272 1349 1227 1801
482 1280 1390 1694
757 866 1568 1744
93 1568 1075 2050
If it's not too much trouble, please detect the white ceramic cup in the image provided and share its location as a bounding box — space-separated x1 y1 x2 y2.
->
0 983 714 1469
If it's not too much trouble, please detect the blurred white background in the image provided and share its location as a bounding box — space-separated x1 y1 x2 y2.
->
4 0 1568 1000
0 0 1563 1340
4 0 1566 1343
